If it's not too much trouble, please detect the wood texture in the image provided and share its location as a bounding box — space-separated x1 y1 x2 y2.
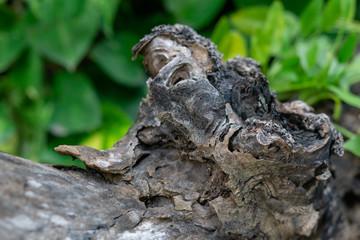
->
0 24 354 239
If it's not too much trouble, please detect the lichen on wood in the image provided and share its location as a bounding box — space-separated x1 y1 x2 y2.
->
1 24 350 239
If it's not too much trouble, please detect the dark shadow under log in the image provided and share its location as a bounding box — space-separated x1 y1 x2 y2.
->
0 24 356 239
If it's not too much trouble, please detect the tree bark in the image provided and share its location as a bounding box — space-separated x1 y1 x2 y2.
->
0 24 354 239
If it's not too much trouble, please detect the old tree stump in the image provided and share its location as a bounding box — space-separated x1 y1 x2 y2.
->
0 24 357 239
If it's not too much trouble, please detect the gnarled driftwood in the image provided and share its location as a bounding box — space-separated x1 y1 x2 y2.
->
0 24 351 239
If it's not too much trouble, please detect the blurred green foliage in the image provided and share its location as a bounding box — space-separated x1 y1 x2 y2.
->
0 0 360 165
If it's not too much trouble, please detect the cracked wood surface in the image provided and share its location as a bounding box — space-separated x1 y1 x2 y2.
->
0 152 146 240
0 24 354 239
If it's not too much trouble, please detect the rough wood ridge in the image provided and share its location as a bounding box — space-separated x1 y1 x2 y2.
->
0 24 350 239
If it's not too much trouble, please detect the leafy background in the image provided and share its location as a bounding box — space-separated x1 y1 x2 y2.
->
1 0 360 167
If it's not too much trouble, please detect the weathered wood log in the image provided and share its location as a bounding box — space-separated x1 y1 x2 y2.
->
0 24 352 239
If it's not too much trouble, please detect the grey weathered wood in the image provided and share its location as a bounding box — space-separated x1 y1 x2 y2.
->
0 24 353 239
0 151 147 240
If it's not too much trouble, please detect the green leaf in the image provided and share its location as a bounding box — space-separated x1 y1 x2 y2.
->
300 0 323 36
328 85 360 109
321 0 342 31
163 0 226 29
344 136 360 157
296 41 316 74
27 2 100 71
19 101 53 161
271 77 316 93
333 20 360 33
268 69 300 92
25 0 86 22
49 72 101 136
267 60 283 79
211 16 231 46
8 50 43 100
345 54 360 85
264 1 285 55
315 36 331 68
0 103 15 144
339 0 356 23
296 37 331 76
80 102 132 150
331 95 342 120
91 0 121 37
338 34 357 63
282 12 300 47
282 55 301 68
218 30 247 60
0 5 17 30
91 32 146 87
230 6 268 35
250 34 266 65
0 27 25 73
233 0 273 9
250 1 286 65
250 31 270 65
326 58 345 85
6 49 51 160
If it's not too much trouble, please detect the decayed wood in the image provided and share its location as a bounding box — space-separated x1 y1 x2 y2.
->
0 152 146 240
0 24 353 239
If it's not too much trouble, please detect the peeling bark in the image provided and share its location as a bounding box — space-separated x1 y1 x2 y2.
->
0 24 353 239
